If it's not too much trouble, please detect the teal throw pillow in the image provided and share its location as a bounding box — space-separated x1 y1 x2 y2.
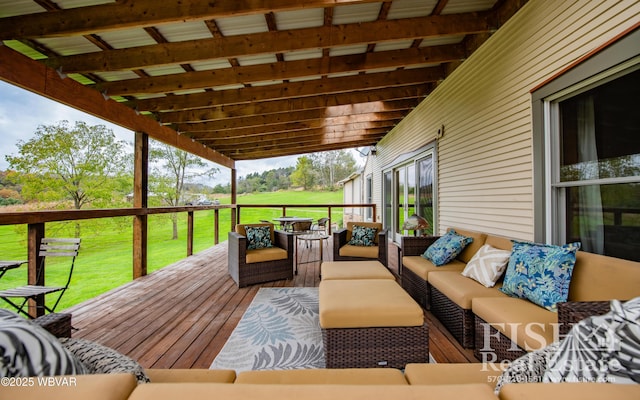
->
348 225 377 246
500 240 580 311
245 226 273 250
421 229 473 266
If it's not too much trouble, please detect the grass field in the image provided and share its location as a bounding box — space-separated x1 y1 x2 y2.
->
0 190 343 311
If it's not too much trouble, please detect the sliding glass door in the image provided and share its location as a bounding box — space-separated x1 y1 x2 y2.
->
384 148 436 243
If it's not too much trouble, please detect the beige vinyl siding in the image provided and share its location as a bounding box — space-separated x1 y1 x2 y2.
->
375 0 640 241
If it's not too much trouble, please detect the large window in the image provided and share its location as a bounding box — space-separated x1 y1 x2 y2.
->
534 35 639 262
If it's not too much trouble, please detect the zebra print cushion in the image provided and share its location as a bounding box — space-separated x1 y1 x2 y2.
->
0 309 87 377
543 297 640 384
494 342 561 394
59 338 150 384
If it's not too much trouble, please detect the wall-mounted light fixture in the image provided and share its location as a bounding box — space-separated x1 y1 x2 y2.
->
370 146 377 156
436 124 445 139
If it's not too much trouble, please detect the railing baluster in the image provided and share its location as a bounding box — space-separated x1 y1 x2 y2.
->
27 223 45 318
187 211 194 256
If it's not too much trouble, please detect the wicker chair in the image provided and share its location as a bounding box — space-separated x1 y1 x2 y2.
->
332 222 388 266
228 223 294 287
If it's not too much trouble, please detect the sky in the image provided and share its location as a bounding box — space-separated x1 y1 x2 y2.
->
0 80 364 185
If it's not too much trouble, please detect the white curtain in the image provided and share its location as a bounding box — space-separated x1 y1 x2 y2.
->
577 96 604 253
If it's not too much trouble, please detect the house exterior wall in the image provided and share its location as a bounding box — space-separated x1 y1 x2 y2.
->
372 0 640 240
341 174 364 225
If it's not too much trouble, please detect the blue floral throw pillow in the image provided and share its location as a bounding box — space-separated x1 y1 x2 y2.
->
245 226 273 250
500 240 580 311
421 229 473 266
348 225 377 246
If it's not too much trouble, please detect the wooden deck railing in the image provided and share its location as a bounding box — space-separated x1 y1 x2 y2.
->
235 203 376 234
0 202 376 317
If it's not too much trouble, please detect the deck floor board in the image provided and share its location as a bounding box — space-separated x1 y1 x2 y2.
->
66 238 477 368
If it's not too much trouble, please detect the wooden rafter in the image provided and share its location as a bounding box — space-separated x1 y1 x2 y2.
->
94 46 460 96
43 14 483 73
0 0 528 162
0 0 383 39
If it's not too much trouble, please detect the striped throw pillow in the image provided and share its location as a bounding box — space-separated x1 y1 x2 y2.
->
60 338 150 384
543 297 640 384
0 309 87 377
461 244 511 287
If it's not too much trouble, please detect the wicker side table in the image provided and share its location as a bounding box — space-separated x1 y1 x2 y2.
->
33 313 72 338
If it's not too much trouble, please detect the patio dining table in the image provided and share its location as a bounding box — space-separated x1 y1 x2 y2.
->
272 217 313 232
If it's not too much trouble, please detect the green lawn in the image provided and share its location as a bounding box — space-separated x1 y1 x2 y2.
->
0 190 343 311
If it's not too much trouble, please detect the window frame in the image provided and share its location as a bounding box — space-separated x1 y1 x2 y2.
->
532 28 640 244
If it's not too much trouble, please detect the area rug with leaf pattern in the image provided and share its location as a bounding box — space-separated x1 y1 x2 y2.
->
209 287 324 372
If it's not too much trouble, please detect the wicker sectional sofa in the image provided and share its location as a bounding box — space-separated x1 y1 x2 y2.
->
7 364 640 400
6 292 640 400
400 228 640 361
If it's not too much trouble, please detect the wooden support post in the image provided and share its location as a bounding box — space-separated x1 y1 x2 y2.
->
327 206 332 235
27 223 45 318
133 132 148 279
214 209 220 245
231 168 237 229
187 211 194 256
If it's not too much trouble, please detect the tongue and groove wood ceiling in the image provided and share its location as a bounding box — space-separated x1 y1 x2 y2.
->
0 0 526 165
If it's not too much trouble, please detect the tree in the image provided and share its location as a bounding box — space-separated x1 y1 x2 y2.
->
290 156 317 190
6 121 128 235
309 150 357 190
149 141 219 239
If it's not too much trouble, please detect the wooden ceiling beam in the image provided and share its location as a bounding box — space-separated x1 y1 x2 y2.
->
129 71 435 112
0 45 234 168
174 110 406 132
0 0 382 39
182 120 398 140
216 132 386 153
227 139 381 160
204 128 390 149
96 46 457 96
44 15 480 73
157 87 427 123
162 99 420 124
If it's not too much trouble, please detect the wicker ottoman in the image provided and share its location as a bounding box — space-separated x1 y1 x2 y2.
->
319 279 429 369
320 261 395 280
33 313 72 338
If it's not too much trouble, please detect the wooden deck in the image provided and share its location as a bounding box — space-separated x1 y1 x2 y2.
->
66 238 477 369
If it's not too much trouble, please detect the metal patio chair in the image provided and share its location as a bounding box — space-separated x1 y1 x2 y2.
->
0 237 81 318
311 217 330 235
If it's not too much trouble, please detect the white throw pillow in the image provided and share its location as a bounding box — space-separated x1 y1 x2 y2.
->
461 244 511 287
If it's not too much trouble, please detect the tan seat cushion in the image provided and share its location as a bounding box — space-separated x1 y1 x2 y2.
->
319 280 423 328
428 271 507 309
3 374 137 400
235 368 407 385
402 256 466 280
145 369 236 383
235 223 275 243
128 383 499 400
404 363 506 388
499 382 640 400
339 244 379 259
472 297 558 351
447 227 488 263
245 247 288 263
484 235 513 251
321 261 394 280
345 221 383 245
568 251 640 301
